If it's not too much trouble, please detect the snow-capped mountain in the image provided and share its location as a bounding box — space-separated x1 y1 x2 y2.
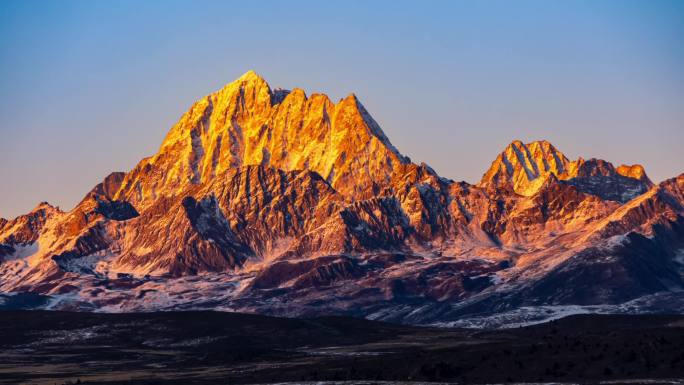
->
1 71 683 325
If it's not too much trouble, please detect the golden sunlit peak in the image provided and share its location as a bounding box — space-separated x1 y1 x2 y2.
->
617 164 650 182
237 69 265 82
507 139 554 149
338 92 360 105
32 201 55 211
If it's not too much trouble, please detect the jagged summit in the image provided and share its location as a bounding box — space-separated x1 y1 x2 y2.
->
238 69 262 80
617 164 651 183
480 140 653 201
112 72 409 207
479 140 571 196
32 201 57 212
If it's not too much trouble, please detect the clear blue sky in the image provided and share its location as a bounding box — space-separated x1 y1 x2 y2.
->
1 0 683 218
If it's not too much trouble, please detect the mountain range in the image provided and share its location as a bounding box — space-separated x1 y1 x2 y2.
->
1 71 683 326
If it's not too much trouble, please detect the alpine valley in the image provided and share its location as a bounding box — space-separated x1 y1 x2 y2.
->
2 71 683 327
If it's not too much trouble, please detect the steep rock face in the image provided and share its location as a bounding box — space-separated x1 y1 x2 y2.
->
480 141 653 202
588 173 684 240
39 165 341 278
0 202 61 246
209 166 340 257
525 226 684 305
111 194 250 276
0 202 62 264
564 158 653 203
284 196 412 258
480 140 570 196
499 176 619 244
91 172 128 199
113 71 409 211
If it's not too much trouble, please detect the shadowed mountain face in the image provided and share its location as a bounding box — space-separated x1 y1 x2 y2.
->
1 71 683 325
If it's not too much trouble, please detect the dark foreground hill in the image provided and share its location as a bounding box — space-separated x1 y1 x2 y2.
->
0 311 682 384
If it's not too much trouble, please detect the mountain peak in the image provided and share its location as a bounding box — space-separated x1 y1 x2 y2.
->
210 70 272 105
480 139 570 196
617 164 651 184
481 140 655 201
237 69 265 82
113 72 410 207
31 201 58 213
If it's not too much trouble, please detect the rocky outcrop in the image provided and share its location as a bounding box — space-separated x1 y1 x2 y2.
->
0 202 60 245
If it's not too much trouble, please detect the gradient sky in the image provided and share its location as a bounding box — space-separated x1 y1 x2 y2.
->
1 0 683 219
